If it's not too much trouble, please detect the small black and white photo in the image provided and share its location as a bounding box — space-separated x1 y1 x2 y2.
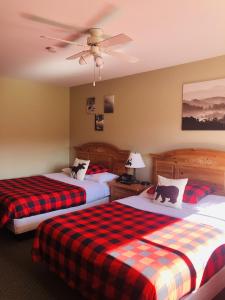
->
104 95 114 113
95 114 104 131
86 97 96 113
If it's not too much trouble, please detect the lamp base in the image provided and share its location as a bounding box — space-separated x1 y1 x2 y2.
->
132 169 140 184
123 169 140 184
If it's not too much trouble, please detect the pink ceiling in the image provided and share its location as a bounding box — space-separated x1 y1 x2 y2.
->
1 0 225 86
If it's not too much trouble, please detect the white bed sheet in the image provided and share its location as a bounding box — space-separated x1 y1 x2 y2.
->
44 172 110 202
117 195 225 231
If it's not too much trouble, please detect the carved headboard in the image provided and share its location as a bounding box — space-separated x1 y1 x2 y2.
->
150 148 225 195
74 142 129 175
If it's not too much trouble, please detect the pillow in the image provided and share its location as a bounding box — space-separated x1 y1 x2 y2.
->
86 164 110 175
153 175 188 209
183 182 214 204
62 167 71 176
85 172 118 183
71 158 90 180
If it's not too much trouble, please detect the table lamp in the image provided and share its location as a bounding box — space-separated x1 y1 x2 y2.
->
125 152 145 183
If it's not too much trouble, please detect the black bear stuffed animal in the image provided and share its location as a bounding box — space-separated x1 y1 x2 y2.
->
155 185 179 203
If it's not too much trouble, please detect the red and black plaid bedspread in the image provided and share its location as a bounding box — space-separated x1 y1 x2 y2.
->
0 175 86 227
32 202 225 300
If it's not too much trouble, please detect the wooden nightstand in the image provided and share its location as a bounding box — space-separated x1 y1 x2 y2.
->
108 180 148 201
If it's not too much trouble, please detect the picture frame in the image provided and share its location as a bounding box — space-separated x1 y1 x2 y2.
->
95 114 104 131
104 95 114 113
182 78 225 130
86 97 96 114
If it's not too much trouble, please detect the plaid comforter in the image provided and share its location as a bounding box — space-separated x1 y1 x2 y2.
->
32 202 225 300
0 175 86 227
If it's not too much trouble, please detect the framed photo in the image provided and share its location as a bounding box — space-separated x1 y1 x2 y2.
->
95 114 104 131
182 78 225 130
104 95 114 113
86 97 96 114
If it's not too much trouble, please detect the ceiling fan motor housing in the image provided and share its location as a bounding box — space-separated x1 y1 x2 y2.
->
87 28 104 46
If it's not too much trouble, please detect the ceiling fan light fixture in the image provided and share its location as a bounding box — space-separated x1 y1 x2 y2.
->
79 56 87 65
95 55 104 68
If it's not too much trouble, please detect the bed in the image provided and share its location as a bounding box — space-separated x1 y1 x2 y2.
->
32 148 225 300
0 142 129 234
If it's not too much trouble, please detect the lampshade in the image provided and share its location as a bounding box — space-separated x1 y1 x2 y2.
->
79 56 87 65
125 152 145 169
95 55 104 68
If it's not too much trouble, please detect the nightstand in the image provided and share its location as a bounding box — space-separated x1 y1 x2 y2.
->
108 180 148 201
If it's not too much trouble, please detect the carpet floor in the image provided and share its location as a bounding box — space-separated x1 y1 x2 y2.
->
0 228 225 300
0 229 84 300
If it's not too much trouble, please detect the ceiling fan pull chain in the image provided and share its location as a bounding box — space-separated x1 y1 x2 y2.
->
99 67 102 81
93 58 96 87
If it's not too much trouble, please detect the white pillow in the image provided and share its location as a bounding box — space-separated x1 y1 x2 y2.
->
85 172 118 183
153 175 188 209
61 167 71 176
71 158 90 180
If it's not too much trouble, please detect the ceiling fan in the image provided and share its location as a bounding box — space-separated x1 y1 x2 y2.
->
41 29 138 63
21 4 139 86
41 29 138 86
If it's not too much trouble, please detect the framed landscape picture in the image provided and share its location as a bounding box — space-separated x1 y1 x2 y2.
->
104 95 114 113
182 78 225 130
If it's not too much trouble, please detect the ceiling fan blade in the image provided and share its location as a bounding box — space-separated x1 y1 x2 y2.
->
103 49 139 63
55 3 117 47
40 35 84 46
66 50 91 60
21 12 88 48
99 34 132 48
21 3 117 48
21 12 84 32
55 32 86 48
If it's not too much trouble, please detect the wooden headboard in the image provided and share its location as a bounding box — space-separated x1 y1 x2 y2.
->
150 148 225 195
74 142 129 175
